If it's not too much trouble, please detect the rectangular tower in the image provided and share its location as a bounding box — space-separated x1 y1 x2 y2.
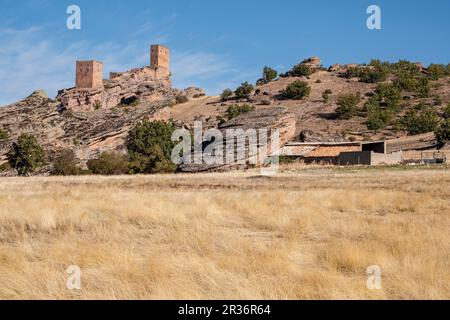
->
150 45 170 71
76 60 103 89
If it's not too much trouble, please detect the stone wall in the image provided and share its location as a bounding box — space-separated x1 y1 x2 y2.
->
76 60 103 89
59 65 171 112
151 45 170 70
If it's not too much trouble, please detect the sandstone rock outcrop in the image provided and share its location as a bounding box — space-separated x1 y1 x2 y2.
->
58 66 172 112
179 107 296 172
0 91 173 173
300 130 348 143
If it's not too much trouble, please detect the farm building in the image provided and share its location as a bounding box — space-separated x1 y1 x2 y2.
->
281 132 448 166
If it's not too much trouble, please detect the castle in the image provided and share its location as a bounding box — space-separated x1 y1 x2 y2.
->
58 45 172 111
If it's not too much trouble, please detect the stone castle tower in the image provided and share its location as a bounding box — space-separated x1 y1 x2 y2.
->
64 45 172 111
76 60 103 89
150 44 170 71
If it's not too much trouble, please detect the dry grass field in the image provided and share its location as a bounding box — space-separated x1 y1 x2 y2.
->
0 167 449 300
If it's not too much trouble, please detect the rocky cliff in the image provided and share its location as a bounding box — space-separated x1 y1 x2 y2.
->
0 90 175 170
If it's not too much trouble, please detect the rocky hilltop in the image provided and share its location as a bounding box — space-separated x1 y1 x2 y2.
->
0 56 449 175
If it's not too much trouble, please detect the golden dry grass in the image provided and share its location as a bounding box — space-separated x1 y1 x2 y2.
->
0 168 449 300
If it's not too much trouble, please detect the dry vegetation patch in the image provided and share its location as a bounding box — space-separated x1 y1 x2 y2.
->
0 168 449 299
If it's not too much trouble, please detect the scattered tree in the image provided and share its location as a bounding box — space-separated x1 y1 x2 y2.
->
220 88 233 101
401 110 439 135
291 63 314 77
7 133 46 176
436 119 450 145
335 93 361 119
427 64 446 80
262 66 278 83
366 109 393 131
126 120 177 174
281 81 311 100
234 82 254 99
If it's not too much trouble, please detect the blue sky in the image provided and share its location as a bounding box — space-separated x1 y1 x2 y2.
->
0 0 449 106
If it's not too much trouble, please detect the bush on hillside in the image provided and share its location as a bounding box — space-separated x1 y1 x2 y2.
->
52 149 81 176
322 89 332 103
366 109 393 131
0 128 8 141
401 110 440 135
87 152 129 175
427 64 447 80
436 119 450 145
175 95 189 104
262 66 278 83
373 83 402 110
291 63 314 77
281 81 311 100
7 133 46 176
225 104 256 120
234 82 254 99
444 103 450 119
220 88 233 101
418 77 430 98
335 93 361 119
126 120 177 174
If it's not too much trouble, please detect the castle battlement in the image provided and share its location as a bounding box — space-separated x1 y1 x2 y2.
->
60 45 172 111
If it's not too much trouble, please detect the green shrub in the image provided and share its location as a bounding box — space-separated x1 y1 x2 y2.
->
335 93 361 119
418 77 430 98
52 149 81 176
322 89 332 103
444 103 450 119
175 95 189 104
262 66 278 83
220 88 233 101
0 128 8 141
343 60 390 83
434 96 443 106
225 104 255 120
126 120 177 174
374 83 402 110
391 60 421 76
367 109 393 131
394 73 420 91
401 110 440 135
436 119 450 145
93 100 102 110
359 67 389 83
427 64 446 80
0 162 11 173
87 152 129 175
234 82 254 99
281 81 311 100
291 64 314 77
7 133 46 176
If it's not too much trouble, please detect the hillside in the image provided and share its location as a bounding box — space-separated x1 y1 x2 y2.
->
164 59 450 143
1 57 449 175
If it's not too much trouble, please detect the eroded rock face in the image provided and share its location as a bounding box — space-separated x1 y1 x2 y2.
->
58 66 172 112
300 130 348 143
179 107 297 172
183 87 206 99
302 56 322 69
0 91 173 173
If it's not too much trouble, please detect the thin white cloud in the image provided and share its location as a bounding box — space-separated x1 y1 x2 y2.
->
0 25 250 105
